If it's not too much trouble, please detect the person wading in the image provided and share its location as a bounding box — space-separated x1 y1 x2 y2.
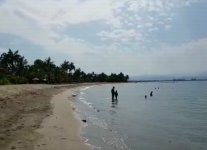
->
111 86 115 101
115 90 118 100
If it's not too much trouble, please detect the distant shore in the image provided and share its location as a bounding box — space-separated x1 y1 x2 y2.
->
129 79 207 83
0 83 97 150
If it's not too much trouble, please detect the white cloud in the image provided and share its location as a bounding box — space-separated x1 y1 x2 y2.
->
165 25 172 30
94 0 201 44
148 27 159 32
0 0 205 76
97 29 142 43
126 0 200 13
0 0 202 45
78 37 207 76
133 38 207 76
1 0 116 29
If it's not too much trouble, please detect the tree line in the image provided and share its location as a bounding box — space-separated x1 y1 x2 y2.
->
0 49 129 84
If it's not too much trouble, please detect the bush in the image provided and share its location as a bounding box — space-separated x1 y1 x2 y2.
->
0 78 10 85
16 77 28 84
7 76 28 84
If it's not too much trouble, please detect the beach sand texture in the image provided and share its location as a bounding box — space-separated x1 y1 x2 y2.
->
0 84 91 150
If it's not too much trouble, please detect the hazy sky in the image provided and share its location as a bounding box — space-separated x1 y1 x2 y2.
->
0 0 207 77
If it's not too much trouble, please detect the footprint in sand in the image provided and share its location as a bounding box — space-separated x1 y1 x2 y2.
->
0 137 5 141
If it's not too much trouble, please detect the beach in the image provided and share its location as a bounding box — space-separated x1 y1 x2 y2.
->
1 82 207 150
0 84 93 150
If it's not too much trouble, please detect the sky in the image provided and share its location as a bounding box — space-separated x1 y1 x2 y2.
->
0 0 207 79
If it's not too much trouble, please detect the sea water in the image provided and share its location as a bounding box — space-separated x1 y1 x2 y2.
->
74 81 207 150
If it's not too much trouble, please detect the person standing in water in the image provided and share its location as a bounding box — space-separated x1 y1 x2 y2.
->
150 91 153 97
115 90 118 100
111 86 115 100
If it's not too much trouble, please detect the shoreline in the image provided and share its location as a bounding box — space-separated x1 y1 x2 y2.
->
0 83 98 150
34 86 91 150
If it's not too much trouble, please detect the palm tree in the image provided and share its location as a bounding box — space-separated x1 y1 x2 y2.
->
124 75 129 82
0 49 27 76
73 68 81 82
61 60 70 73
27 59 46 81
0 49 130 84
44 57 56 83
97 72 107 82
16 56 28 76
68 62 75 73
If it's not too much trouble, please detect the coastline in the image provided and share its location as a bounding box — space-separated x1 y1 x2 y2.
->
0 84 95 150
33 86 91 150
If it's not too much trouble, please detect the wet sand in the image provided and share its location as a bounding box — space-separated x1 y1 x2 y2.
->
0 84 93 150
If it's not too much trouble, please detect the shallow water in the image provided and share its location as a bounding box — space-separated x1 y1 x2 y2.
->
74 81 207 150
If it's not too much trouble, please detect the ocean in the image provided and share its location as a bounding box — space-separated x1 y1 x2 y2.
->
74 81 207 150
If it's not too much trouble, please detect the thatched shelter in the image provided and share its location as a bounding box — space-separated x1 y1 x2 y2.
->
32 77 40 83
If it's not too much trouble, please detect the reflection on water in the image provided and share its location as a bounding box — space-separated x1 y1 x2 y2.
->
111 99 118 108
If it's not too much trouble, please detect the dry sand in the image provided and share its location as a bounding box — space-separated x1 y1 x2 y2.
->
0 84 94 150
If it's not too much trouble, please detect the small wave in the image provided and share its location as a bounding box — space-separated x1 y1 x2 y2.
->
79 97 85 100
87 116 108 130
81 86 91 91
80 91 86 95
80 99 93 108
79 99 101 112
102 132 130 150
82 136 101 150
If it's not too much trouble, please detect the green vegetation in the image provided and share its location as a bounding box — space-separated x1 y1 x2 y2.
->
0 49 129 84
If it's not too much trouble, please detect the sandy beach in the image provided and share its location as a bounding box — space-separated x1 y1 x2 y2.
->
0 84 93 150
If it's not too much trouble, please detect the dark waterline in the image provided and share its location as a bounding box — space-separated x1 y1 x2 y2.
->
75 81 207 150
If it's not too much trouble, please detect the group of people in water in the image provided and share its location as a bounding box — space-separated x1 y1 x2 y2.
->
111 86 160 101
111 86 118 101
145 91 153 99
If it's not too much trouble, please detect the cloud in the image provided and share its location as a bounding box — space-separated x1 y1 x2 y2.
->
93 0 202 45
0 0 202 46
75 36 207 76
0 0 206 76
4 0 116 27
135 38 207 76
97 29 142 44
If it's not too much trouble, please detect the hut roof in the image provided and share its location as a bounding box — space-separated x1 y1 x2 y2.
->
32 77 40 81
